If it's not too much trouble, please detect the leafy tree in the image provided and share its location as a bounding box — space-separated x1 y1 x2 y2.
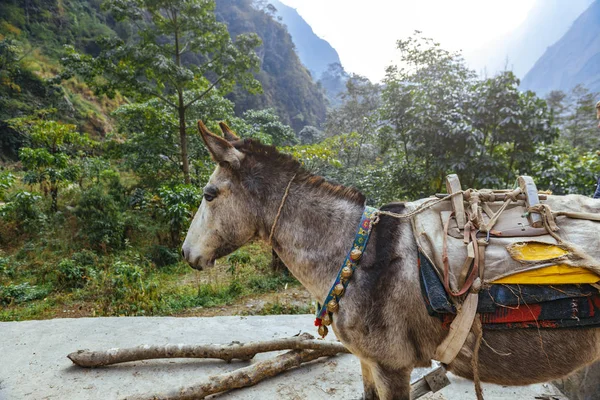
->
562 85 599 149
298 125 323 145
0 36 23 93
114 93 237 187
238 108 297 146
11 119 89 211
469 72 557 186
381 34 476 193
318 62 348 107
64 0 262 183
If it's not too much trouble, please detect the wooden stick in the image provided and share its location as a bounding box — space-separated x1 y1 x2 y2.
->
435 193 547 201
67 333 350 367
123 349 342 400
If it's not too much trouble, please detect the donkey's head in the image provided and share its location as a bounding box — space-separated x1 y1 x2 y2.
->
182 121 298 270
182 122 252 270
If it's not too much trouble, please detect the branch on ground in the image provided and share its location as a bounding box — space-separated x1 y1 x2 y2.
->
124 348 342 400
67 332 349 367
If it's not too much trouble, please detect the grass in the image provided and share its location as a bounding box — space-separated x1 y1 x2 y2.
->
0 240 305 321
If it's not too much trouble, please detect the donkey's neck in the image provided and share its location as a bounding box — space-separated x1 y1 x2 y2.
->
267 185 365 302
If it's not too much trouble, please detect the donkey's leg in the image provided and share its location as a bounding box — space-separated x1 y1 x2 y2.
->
361 361 379 400
371 363 412 400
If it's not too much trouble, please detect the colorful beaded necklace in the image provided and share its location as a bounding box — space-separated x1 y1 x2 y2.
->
314 206 379 337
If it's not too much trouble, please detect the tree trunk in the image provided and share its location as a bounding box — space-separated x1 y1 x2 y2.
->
178 93 190 184
50 186 58 212
174 17 190 184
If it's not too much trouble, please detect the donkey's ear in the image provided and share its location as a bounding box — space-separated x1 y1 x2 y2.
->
219 122 240 142
198 121 241 169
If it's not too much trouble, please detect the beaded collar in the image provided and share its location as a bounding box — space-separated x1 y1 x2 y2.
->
314 206 379 337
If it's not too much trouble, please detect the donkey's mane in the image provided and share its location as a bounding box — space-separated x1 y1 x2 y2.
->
233 138 366 205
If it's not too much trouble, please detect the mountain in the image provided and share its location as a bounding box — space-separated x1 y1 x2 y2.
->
0 0 327 136
521 0 600 95
466 0 593 78
268 0 341 80
216 0 327 130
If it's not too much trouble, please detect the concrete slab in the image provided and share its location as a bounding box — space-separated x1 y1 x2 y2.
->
0 316 565 400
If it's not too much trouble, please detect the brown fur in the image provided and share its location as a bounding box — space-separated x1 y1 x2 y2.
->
183 123 600 400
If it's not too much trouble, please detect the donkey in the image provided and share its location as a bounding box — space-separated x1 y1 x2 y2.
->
182 122 600 400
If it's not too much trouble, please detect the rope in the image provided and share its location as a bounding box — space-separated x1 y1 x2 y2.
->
471 315 484 400
268 173 297 245
376 192 462 221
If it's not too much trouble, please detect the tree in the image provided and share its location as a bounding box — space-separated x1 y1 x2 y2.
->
114 92 237 187
64 0 262 183
562 85 599 149
237 109 297 146
298 126 323 145
318 63 348 107
11 119 89 211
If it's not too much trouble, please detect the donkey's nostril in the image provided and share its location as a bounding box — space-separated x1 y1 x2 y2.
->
181 247 187 260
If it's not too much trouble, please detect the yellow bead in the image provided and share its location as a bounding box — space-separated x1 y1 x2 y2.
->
350 249 362 261
332 283 345 297
341 267 353 279
318 324 329 337
322 313 332 326
327 299 339 313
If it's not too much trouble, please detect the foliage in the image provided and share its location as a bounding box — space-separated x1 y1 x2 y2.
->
317 33 563 203
298 125 323 145
546 85 599 149
153 184 202 247
99 260 160 315
11 118 91 211
0 190 44 233
0 171 15 200
239 108 297 146
0 282 49 305
63 0 262 183
56 258 90 290
114 94 235 187
75 184 125 252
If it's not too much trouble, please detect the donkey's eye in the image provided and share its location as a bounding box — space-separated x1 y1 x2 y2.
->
204 193 216 202
203 185 218 202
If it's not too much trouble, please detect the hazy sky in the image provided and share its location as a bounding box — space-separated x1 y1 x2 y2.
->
278 0 537 81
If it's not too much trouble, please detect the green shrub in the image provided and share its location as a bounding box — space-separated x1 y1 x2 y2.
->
0 190 44 234
76 186 125 251
148 245 180 268
94 260 160 315
71 250 99 268
0 283 49 305
0 256 15 278
56 259 89 289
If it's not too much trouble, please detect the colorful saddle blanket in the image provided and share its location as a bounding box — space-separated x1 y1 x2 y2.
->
419 252 600 330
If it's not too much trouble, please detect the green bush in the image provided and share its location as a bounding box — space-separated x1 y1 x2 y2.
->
56 259 89 289
0 190 44 233
0 283 49 305
95 260 160 315
76 185 125 251
148 245 180 268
